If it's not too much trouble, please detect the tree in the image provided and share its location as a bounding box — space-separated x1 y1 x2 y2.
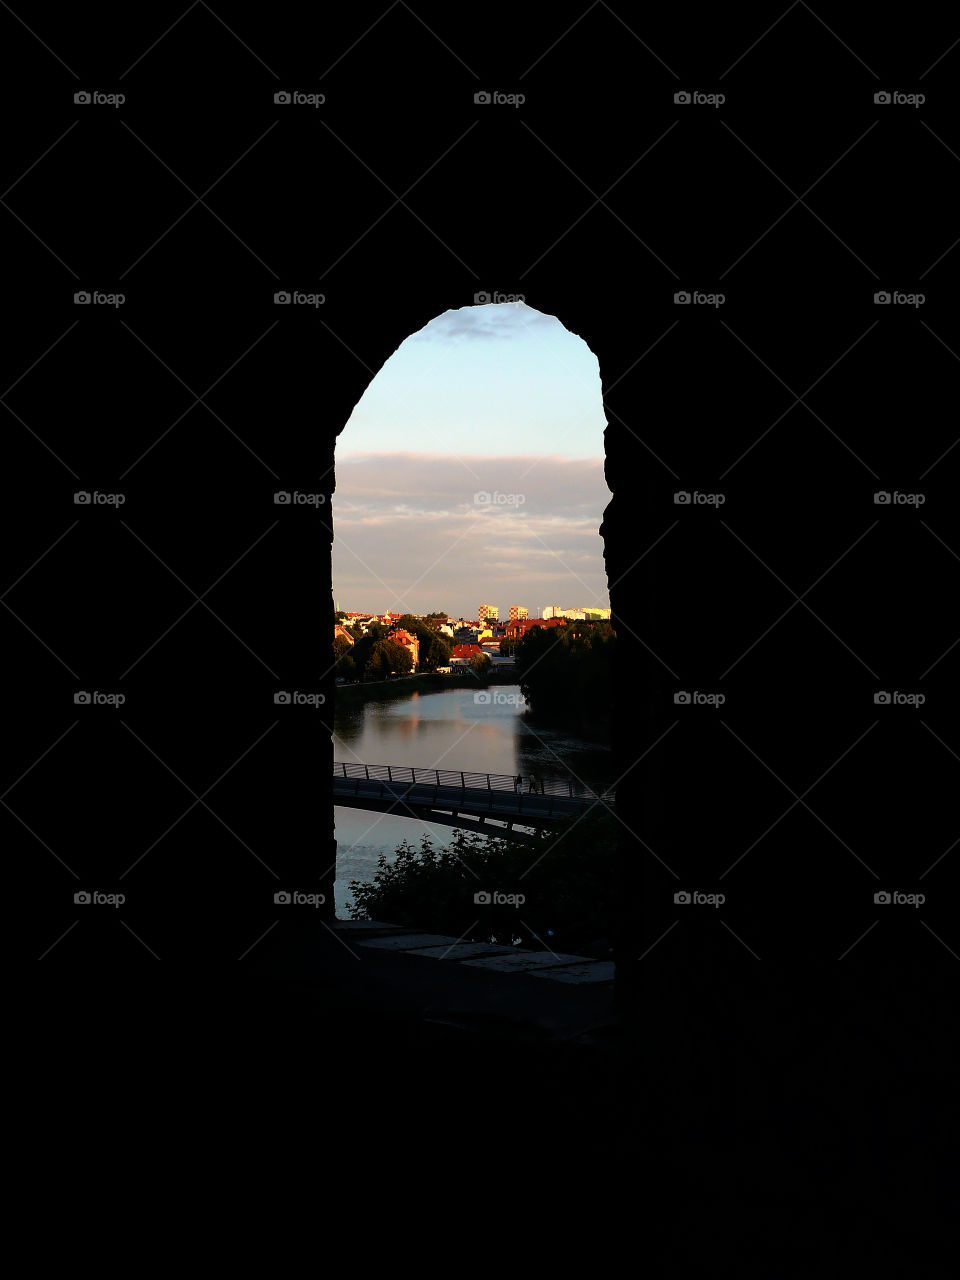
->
365 639 413 680
349 622 388 676
514 620 614 738
499 638 519 656
469 652 491 676
392 614 452 672
347 809 618 957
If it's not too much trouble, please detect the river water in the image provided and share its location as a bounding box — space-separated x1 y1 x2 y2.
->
333 683 612 916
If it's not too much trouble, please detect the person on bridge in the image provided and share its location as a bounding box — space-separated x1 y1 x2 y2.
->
529 777 539 795
515 774 523 795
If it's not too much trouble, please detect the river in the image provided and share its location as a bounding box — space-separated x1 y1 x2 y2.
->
333 683 612 916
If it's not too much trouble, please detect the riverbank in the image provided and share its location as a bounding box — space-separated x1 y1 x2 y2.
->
334 668 520 706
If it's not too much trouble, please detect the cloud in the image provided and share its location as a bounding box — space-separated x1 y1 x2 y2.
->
412 303 562 343
332 453 610 615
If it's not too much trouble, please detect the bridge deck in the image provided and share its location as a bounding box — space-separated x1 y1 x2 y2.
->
333 763 614 830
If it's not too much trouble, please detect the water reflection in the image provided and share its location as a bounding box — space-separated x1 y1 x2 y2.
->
333 683 611 916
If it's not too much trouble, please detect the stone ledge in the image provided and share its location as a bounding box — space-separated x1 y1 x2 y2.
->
528 961 616 984
404 941 516 961
462 950 590 972
342 922 615 985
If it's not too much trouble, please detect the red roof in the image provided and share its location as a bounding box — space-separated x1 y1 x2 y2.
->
451 644 482 659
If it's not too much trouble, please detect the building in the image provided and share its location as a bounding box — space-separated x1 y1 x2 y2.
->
478 603 499 622
386 628 419 669
542 604 564 619
450 643 483 667
333 624 355 646
504 617 540 640
508 605 528 621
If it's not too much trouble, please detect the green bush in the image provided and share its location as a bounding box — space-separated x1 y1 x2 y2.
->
347 809 618 956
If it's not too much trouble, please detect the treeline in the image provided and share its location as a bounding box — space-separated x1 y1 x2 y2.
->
333 614 453 681
514 621 614 736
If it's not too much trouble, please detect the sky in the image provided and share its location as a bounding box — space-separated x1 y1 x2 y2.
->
332 302 610 619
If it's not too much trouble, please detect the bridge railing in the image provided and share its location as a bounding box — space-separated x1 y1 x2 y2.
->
333 761 615 802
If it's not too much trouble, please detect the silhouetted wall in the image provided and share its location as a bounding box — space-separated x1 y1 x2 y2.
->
12 8 956 1025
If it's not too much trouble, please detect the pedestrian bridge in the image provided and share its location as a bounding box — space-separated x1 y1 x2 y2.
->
333 762 615 844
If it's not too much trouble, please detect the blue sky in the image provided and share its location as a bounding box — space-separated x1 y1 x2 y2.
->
332 303 611 618
338 302 607 460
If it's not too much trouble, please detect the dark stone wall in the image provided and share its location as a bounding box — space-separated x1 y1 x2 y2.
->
10 6 956 1065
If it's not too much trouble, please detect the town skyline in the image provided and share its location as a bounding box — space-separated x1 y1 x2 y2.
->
334 601 612 623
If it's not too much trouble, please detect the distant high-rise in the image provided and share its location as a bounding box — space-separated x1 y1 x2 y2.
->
508 604 528 621
543 604 564 619
478 603 499 622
